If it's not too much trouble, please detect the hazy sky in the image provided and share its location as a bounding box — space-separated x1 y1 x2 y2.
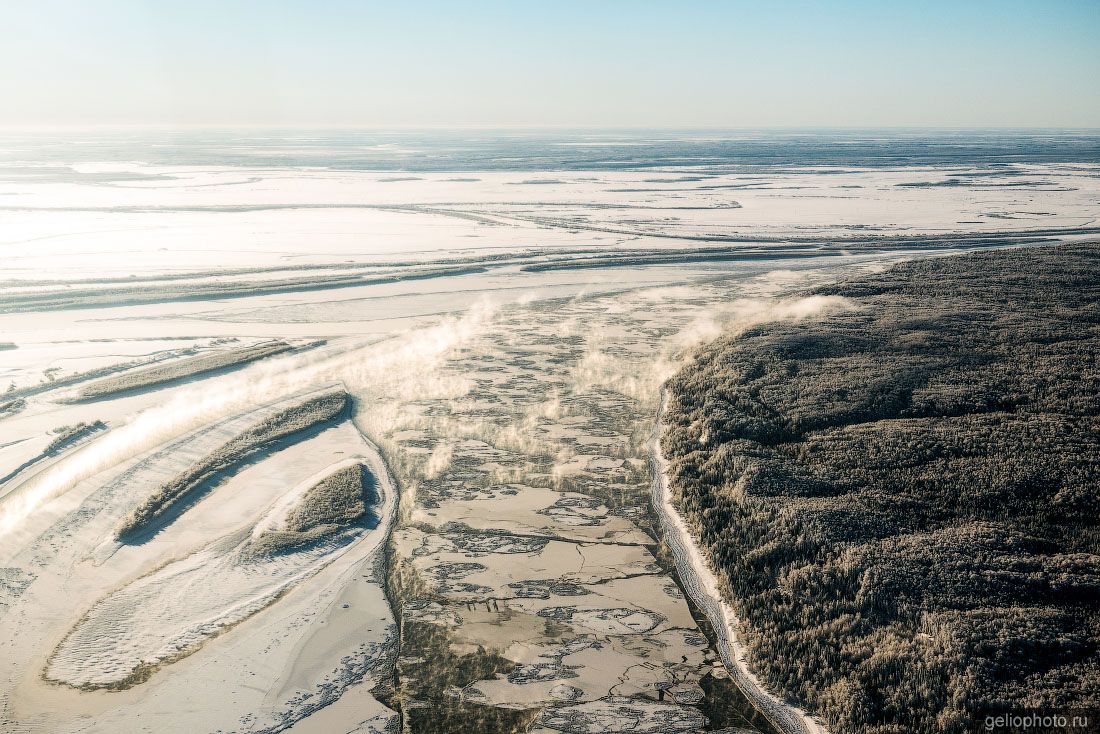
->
3 0 1099 128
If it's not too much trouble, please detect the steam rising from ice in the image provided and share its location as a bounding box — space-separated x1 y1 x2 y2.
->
573 292 853 403
0 299 498 541
0 287 849 542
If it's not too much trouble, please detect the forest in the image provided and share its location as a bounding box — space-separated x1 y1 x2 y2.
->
661 243 1100 733
116 389 348 540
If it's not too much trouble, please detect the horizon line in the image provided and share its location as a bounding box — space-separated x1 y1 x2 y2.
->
3 123 1100 133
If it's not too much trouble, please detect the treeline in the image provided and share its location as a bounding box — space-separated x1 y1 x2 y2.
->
117 389 348 541
73 340 294 401
247 462 373 557
662 243 1100 733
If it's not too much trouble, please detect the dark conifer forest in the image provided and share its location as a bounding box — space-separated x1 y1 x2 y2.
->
662 244 1100 733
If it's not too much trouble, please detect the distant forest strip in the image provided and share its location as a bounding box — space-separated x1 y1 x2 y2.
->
518 249 837 272
4 349 199 401
0 265 490 315
662 243 1099 733
72 340 296 401
0 421 107 487
3 226 1096 315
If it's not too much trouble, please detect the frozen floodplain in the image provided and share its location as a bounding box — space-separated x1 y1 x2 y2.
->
1 130 1098 733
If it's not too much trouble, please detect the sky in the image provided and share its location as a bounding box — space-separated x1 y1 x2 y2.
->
2 0 1099 128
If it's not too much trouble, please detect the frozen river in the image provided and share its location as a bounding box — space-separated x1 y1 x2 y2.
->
1 130 1098 733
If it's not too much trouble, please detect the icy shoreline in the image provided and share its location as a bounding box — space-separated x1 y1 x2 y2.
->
648 391 827 734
